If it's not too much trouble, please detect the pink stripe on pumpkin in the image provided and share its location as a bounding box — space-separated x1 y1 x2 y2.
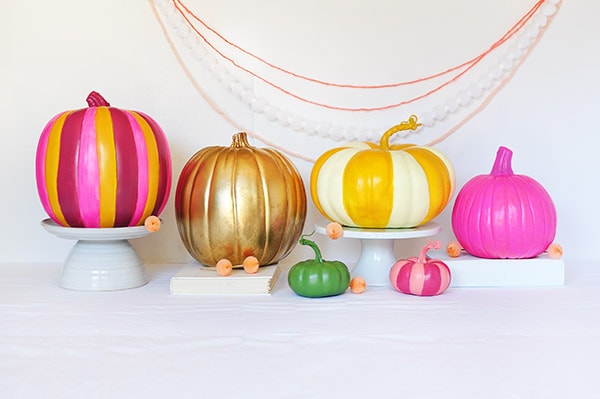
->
421 263 442 296
397 262 414 294
127 113 150 225
138 112 172 217
78 108 101 227
408 263 425 295
36 114 61 220
57 110 86 226
436 262 451 294
110 108 139 227
389 262 402 286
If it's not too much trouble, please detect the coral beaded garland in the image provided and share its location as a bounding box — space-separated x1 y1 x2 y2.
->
35 92 172 228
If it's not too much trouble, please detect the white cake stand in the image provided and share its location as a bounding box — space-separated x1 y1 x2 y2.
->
41 219 152 291
315 222 441 286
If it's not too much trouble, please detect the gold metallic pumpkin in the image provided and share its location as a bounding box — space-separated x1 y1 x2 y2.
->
175 132 307 267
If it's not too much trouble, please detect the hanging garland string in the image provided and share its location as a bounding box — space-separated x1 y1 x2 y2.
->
170 0 545 112
149 0 562 159
149 0 317 162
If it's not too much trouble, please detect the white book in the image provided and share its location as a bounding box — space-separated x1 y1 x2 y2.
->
169 263 282 295
441 253 565 287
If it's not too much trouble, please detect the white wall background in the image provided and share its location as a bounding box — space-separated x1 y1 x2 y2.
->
1 0 597 265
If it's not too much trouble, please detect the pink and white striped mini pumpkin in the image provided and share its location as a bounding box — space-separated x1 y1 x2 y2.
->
389 241 451 296
35 92 172 228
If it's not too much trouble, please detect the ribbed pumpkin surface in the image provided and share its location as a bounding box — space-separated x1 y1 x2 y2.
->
451 146 556 259
311 142 455 228
175 133 307 266
35 92 172 228
389 242 451 296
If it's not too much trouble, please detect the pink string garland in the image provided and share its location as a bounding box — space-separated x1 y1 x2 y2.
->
150 0 562 160
171 0 545 112
149 0 318 163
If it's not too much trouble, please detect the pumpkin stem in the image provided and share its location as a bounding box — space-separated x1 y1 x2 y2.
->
379 115 422 150
86 91 110 107
418 240 442 263
299 232 323 263
231 132 251 148
491 146 514 176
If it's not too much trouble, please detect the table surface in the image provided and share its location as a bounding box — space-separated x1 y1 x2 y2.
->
1 260 599 399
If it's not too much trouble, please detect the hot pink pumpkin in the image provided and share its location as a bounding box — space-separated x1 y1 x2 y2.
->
451 146 556 259
36 91 172 228
389 241 451 296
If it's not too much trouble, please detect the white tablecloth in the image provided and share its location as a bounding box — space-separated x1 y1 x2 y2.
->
1 260 599 398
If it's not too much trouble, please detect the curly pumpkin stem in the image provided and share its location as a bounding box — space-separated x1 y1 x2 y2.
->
379 115 422 150
418 240 442 263
86 91 110 107
299 232 323 263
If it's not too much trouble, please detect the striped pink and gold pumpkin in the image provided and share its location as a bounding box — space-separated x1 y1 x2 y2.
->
389 242 451 296
35 92 172 228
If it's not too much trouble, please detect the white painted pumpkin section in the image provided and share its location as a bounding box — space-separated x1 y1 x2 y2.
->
315 149 356 225
388 152 429 227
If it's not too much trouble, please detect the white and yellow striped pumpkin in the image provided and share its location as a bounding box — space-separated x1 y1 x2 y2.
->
310 116 455 228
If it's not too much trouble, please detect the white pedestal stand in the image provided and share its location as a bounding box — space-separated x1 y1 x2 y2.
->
315 222 441 286
41 219 152 291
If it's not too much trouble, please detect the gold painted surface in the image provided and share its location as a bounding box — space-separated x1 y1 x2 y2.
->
175 133 307 266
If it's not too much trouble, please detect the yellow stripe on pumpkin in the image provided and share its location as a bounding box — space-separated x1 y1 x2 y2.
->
131 112 160 223
343 149 394 227
403 147 453 224
388 143 415 151
424 145 456 197
95 107 118 227
45 112 71 226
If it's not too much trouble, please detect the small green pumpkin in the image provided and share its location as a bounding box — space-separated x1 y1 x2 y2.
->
288 234 350 298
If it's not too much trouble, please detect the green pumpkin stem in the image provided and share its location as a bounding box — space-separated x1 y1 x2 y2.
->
379 115 422 150
491 146 514 176
299 233 323 263
86 91 110 107
418 240 442 263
